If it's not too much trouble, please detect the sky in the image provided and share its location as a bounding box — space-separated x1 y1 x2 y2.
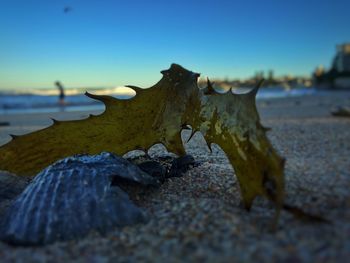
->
0 0 349 89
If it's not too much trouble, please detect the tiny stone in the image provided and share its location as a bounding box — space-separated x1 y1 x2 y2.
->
168 155 196 178
138 161 167 179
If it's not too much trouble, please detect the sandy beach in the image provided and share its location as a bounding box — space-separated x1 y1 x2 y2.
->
0 90 350 262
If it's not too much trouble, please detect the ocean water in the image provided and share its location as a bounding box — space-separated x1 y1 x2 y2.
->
0 86 136 114
0 86 316 115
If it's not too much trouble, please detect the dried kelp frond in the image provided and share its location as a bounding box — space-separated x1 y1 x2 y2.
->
0 64 199 175
194 80 284 209
0 64 284 211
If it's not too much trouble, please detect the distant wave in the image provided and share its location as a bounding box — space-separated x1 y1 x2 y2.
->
255 86 316 99
0 86 136 114
0 86 136 96
0 86 316 114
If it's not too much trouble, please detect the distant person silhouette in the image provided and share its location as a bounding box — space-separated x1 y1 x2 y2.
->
55 81 66 106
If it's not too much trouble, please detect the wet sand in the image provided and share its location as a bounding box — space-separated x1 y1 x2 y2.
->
0 91 350 262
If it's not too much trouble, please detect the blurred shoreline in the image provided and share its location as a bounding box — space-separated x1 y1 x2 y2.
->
1 89 349 146
0 86 135 115
0 86 332 115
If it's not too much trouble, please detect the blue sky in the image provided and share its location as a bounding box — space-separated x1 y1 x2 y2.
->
0 0 349 89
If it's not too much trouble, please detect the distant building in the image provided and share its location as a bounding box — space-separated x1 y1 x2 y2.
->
333 44 350 72
314 65 325 77
314 43 350 89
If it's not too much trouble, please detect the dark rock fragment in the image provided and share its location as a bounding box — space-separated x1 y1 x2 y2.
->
133 154 198 179
138 161 167 179
0 122 10 127
168 155 196 178
331 106 350 117
0 171 30 218
0 171 30 200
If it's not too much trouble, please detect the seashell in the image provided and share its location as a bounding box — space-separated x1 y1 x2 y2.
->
0 152 158 246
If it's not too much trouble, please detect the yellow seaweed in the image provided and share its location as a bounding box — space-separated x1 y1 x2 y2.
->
0 64 284 211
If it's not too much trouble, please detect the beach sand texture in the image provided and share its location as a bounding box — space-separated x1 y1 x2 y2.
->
0 91 349 262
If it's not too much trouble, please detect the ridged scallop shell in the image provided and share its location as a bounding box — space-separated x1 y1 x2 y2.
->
0 152 158 245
